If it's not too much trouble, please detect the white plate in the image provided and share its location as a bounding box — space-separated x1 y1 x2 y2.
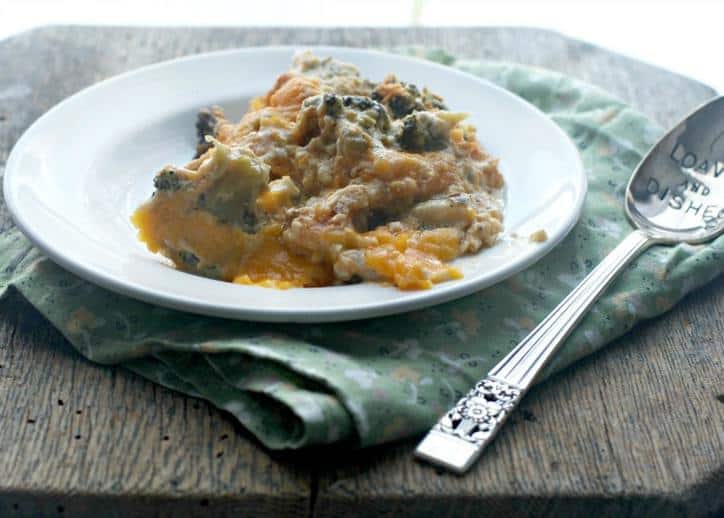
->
4 46 586 323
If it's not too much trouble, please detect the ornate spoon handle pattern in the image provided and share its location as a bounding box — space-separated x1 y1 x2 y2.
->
415 230 653 473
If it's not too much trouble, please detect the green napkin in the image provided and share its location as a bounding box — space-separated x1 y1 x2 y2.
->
2 51 722 450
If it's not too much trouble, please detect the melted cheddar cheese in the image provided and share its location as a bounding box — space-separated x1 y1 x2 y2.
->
132 52 503 289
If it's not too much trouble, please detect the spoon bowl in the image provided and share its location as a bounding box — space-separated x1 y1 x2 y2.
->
626 96 724 244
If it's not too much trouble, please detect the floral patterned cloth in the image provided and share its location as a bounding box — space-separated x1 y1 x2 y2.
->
1 51 722 449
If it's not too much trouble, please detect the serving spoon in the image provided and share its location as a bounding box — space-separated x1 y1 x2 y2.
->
416 95 724 474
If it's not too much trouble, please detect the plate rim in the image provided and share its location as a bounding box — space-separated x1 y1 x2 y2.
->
4 45 587 323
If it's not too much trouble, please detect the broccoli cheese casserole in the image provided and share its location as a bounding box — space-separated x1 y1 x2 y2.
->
132 52 504 290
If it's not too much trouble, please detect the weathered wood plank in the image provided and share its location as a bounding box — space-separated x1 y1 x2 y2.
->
0 26 721 517
0 296 311 517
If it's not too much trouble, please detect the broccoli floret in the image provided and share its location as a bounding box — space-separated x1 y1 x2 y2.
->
301 94 390 133
398 112 450 152
178 250 199 268
322 93 343 118
196 138 270 234
387 94 417 119
194 108 219 158
153 166 192 192
342 95 390 131
373 80 448 119
176 249 222 279
342 95 374 110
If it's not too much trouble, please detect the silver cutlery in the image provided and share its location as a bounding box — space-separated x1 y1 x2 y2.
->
416 96 724 474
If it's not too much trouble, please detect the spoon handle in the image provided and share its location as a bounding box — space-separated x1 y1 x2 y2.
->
415 229 654 473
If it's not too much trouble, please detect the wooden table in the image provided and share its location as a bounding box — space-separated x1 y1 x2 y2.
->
0 27 722 517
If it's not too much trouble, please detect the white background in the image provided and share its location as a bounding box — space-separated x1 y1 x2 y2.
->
1 0 722 91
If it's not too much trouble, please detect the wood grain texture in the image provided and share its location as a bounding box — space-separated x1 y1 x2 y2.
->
0 296 311 518
0 26 721 517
